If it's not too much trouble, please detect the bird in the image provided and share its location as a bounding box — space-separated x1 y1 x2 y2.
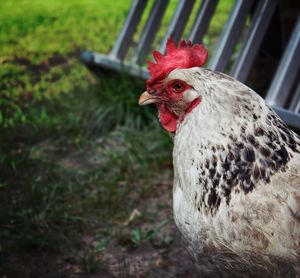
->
138 38 300 277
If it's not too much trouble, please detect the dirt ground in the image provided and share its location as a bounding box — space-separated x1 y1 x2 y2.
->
1 163 199 278
77 170 199 278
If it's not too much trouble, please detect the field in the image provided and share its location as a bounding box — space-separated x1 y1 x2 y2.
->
0 0 233 276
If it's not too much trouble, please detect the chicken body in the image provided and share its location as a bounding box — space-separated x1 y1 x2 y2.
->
139 39 300 276
170 67 300 277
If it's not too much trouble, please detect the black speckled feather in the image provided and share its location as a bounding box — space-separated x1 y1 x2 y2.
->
196 109 299 212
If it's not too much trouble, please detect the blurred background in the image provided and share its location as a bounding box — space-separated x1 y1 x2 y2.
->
0 0 299 277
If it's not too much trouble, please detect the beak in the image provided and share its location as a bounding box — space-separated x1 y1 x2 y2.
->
138 91 157 106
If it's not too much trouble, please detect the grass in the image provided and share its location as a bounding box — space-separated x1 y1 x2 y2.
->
0 0 130 128
0 0 234 276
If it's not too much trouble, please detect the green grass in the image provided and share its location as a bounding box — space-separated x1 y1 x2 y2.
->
0 0 130 128
0 0 234 276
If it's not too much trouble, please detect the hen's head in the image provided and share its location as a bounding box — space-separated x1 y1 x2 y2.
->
139 38 208 133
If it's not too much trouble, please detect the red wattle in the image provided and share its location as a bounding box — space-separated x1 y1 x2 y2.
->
159 98 201 133
159 104 178 132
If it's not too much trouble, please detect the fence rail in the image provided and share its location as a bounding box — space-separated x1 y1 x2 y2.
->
82 0 300 129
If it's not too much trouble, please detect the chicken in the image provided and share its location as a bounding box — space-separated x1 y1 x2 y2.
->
138 38 300 277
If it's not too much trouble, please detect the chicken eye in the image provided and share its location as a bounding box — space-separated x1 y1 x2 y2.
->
173 83 183 91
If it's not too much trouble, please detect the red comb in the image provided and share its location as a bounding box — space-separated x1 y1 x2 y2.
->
146 38 208 91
